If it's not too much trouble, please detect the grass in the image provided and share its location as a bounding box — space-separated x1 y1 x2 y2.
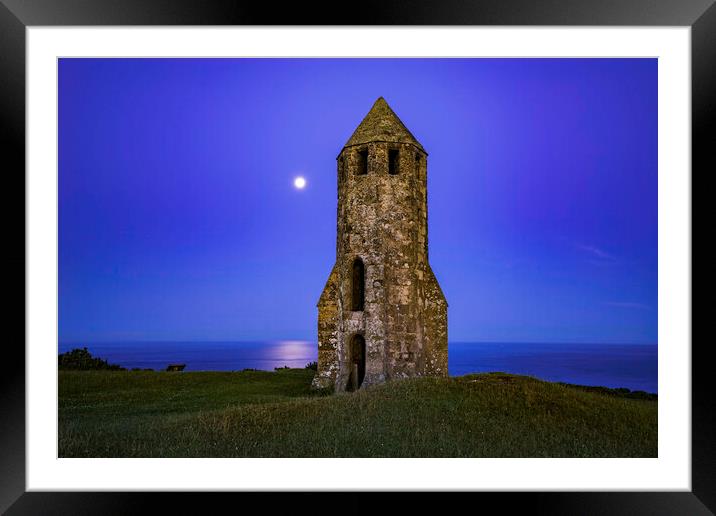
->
59 369 657 457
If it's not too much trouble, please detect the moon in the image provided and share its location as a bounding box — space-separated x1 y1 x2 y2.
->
294 176 307 190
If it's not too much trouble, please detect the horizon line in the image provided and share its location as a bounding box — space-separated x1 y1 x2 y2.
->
59 339 658 346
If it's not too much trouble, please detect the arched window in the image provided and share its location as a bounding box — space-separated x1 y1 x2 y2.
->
357 149 368 175
388 149 399 175
351 258 365 311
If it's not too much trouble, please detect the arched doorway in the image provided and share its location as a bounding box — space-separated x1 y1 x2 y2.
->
346 334 366 392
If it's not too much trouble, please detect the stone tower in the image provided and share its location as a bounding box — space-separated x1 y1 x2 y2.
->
312 97 447 392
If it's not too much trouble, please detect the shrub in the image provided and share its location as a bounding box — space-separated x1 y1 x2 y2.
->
58 347 126 371
305 361 318 371
557 382 657 400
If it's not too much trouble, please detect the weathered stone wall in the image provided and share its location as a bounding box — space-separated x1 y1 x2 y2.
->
422 266 448 376
314 98 448 391
312 264 340 389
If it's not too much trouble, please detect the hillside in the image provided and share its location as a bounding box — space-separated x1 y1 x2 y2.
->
59 369 657 457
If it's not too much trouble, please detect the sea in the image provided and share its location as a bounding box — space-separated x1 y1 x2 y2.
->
58 340 658 393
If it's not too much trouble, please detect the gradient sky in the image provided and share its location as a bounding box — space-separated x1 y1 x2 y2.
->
59 58 657 344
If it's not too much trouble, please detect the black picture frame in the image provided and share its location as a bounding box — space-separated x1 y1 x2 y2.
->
2 1 712 513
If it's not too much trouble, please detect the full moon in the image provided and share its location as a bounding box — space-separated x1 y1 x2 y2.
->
293 176 307 189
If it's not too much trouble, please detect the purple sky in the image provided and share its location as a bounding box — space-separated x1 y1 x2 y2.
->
59 58 657 344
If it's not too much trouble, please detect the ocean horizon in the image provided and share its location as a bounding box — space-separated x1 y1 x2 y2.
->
58 340 657 393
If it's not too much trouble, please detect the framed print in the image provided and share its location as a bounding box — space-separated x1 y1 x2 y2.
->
3 0 713 513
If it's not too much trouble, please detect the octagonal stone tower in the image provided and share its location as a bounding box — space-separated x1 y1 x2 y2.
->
312 97 448 392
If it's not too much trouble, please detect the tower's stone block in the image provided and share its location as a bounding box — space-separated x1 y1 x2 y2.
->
312 97 448 392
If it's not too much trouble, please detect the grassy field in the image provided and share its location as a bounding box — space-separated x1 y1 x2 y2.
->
59 369 657 457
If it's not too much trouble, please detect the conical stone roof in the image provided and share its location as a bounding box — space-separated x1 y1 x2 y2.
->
343 97 425 152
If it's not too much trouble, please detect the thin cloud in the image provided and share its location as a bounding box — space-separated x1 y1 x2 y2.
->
576 243 615 261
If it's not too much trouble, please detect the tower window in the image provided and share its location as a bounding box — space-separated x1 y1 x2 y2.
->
357 149 368 175
415 153 422 173
351 258 365 311
388 149 399 175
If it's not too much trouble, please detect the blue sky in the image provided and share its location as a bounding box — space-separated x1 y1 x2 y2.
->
59 58 657 344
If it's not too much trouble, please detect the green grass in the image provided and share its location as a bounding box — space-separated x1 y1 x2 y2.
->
59 369 657 457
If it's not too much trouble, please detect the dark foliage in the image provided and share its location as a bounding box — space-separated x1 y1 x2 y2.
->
58 347 126 371
558 382 657 400
305 361 318 371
